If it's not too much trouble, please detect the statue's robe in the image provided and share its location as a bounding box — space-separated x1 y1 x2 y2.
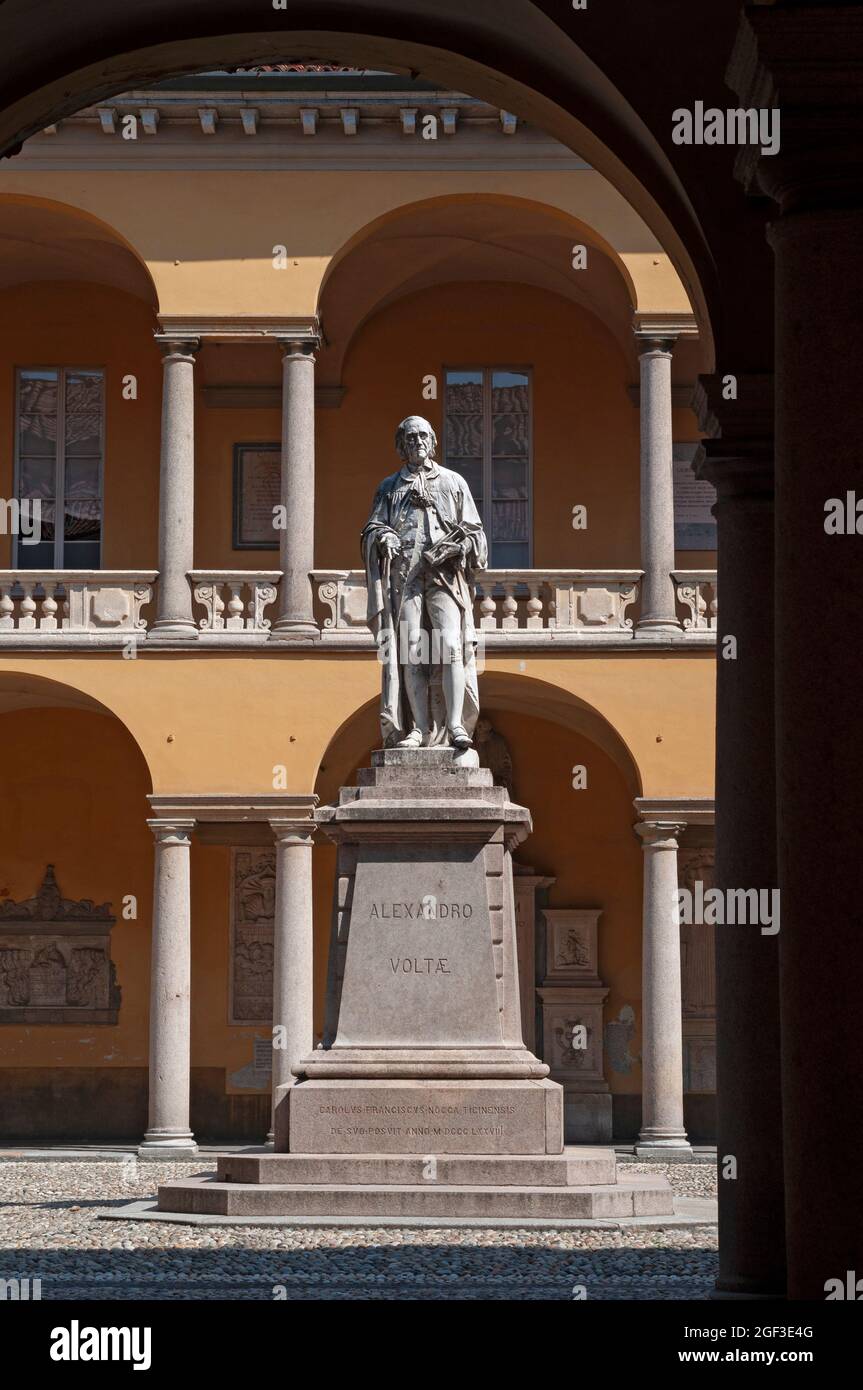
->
361 462 488 745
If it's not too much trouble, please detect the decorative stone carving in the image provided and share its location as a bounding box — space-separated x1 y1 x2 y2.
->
0 866 120 1024
538 907 611 1142
543 908 602 984
475 717 514 797
230 849 275 1023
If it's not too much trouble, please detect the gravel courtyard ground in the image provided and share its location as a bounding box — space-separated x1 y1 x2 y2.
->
0 1156 717 1300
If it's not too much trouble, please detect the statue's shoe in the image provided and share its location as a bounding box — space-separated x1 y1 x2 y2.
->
396 729 424 748
449 725 472 750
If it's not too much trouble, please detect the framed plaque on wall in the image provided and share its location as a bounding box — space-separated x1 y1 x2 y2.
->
673 442 717 550
232 443 280 550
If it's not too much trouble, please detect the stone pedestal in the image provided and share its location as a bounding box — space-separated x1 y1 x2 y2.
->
282 748 555 1159
158 751 674 1219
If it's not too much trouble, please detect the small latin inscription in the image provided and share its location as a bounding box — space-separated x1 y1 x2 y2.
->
318 1101 518 1142
370 902 473 920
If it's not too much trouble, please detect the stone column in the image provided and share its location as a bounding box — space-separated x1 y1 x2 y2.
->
267 820 316 1145
635 331 680 634
635 816 691 1157
151 336 199 639
140 820 197 1155
728 3 863 1301
270 336 319 639
696 384 786 1297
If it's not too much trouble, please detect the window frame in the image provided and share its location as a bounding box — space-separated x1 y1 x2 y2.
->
442 364 533 568
13 365 106 569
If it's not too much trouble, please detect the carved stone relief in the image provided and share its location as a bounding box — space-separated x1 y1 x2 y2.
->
475 718 514 798
230 849 275 1023
0 865 120 1024
537 907 612 1141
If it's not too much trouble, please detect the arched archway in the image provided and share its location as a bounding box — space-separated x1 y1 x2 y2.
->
0 193 159 308
310 676 648 1137
0 1 721 358
0 669 156 1141
315 191 686 390
312 670 643 803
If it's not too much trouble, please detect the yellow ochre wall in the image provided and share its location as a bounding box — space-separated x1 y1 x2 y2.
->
1 277 712 573
0 171 691 317
0 165 715 1135
0 693 673 1103
0 281 161 569
0 651 715 798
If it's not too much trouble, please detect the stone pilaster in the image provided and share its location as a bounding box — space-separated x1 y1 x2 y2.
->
728 3 863 1300
139 819 197 1155
151 335 199 640
634 813 691 1158
634 329 682 633
695 376 785 1297
266 820 316 1146
270 335 319 639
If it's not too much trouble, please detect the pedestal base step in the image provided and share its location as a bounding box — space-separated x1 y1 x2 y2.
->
216 1148 616 1187
157 1169 674 1220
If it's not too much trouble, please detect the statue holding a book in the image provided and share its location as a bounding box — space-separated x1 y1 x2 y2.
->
361 415 488 750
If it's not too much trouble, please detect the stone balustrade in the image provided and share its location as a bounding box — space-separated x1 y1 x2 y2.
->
313 569 644 643
0 568 717 646
0 571 155 639
477 570 641 636
674 571 718 636
189 571 281 634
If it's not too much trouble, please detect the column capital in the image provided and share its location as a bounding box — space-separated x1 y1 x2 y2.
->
270 819 317 848
635 820 686 852
633 314 699 355
728 5 863 214
153 333 200 360
276 334 320 359
695 373 774 500
147 818 195 845
634 796 714 824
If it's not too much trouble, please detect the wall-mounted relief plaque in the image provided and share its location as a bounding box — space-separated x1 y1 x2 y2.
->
538 908 612 1142
232 443 280 550
543 908 602 984
0 865 120 1024
230 849 276 1023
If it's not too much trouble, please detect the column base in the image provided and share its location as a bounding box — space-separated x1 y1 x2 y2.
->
636 1131 693 1161
148 620 199 643
635 1144 693 1161
138 1129 198 1157
268 620 320 642
636 618 682 636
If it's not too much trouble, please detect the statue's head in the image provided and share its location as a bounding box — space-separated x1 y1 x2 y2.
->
475 717 492 742
395 415 437 469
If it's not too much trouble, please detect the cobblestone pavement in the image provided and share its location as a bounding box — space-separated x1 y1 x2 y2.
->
0 1157 717 1301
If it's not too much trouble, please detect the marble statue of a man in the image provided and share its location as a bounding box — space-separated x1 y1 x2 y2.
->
361 415 488 750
